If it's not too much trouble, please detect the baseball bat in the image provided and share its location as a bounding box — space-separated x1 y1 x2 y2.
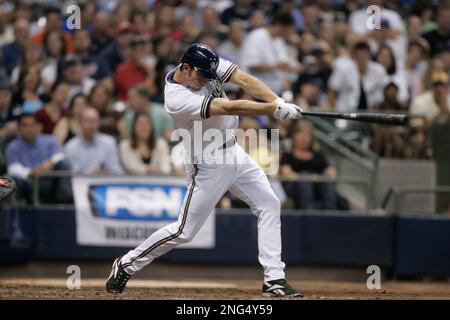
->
301 111 408 126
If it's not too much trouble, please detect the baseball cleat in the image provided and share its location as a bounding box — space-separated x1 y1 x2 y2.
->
262 279 304 297
106 256 131 294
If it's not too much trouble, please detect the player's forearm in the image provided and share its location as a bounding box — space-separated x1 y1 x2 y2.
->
231 69 279 102
210 98 276 116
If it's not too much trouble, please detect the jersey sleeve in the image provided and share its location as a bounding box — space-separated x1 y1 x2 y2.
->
166 89 214 120
216 57 238 84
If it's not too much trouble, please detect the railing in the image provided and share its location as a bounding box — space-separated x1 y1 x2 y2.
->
381 185 450 214
18 171 371 209
313 127 378 209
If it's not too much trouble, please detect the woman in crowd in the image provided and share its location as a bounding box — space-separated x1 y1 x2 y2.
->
88 83 120 136
41 30 67 94
11 64 44 114
35 81 68 134
280 122 339 210
54 93 88 145
119 112 171 175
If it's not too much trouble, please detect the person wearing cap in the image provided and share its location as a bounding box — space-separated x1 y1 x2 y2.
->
114 35 155 101
410 71 450 124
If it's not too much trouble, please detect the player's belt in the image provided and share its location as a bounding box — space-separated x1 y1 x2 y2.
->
219 136 236 150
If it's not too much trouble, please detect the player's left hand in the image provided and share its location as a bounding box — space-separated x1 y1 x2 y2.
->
274 102 303 120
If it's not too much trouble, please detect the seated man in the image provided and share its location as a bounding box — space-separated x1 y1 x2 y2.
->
64 107 123 175
5 114 72 203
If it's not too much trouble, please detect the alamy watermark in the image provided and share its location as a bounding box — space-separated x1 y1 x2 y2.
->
170 125 280 175
367 5 381 30
366 265 381 289
65 5 81 30
66 265 81 290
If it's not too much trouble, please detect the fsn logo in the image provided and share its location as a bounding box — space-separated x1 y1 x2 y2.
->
366 265 381 289
366 5 381 30
66 5 81 30
66 265 81 290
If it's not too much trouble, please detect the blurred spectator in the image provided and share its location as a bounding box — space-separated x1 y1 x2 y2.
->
0 6 13 47
328 41 388 112
201 6 227 40
404 39 429 99
421 56 447 93
248 9 267 31
217 20 244 65
99 21 132 74
178 15 201 45
70 30 112 80
64 107 123 175
349 0 402 36
293 43 333 96
119 85 173 140
373 44 409 102
5 113 71 203
370 82 408 158
0 77 17 140
89 11 114 55
54 93 88 145
11 64 44 115
175 0 202 27
298 1 321 34
62 56 96 101
422 5 450 57
88 83 120 136
30 6 74 54
0 18 30 76
280 122 339 210
295 78 327 110
237 118 287 205
41 31 68 93
221 0 255 27
410 71 450 124
10 40 45 85
240 11 300 95
114 35 156 101
119 112 171 175
35 82 68 134
150 5 180 39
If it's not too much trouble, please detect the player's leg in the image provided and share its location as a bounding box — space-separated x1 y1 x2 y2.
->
106 163 236 293
228 146 303 297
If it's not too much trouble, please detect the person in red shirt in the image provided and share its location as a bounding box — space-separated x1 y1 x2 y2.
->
114 35 155 101
35 82 68 134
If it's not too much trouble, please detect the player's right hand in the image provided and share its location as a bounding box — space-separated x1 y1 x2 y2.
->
273 100 303 120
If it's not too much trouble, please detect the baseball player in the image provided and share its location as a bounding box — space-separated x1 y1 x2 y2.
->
106 43 304 297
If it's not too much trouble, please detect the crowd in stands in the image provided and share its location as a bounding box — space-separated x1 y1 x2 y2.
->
0 0 449 209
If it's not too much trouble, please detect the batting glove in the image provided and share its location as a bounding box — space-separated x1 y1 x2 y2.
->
273 100 303 120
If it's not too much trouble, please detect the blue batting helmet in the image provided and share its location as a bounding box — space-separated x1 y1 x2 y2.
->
180 43 219 80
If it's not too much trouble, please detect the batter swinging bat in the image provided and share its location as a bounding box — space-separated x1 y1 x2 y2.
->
301 111 408 126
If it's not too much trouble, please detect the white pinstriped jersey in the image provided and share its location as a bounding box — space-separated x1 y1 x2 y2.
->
164 57 239 162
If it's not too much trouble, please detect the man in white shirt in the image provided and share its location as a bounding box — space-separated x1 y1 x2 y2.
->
240 11 299 95
328 41 388 112
64 108 123 175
